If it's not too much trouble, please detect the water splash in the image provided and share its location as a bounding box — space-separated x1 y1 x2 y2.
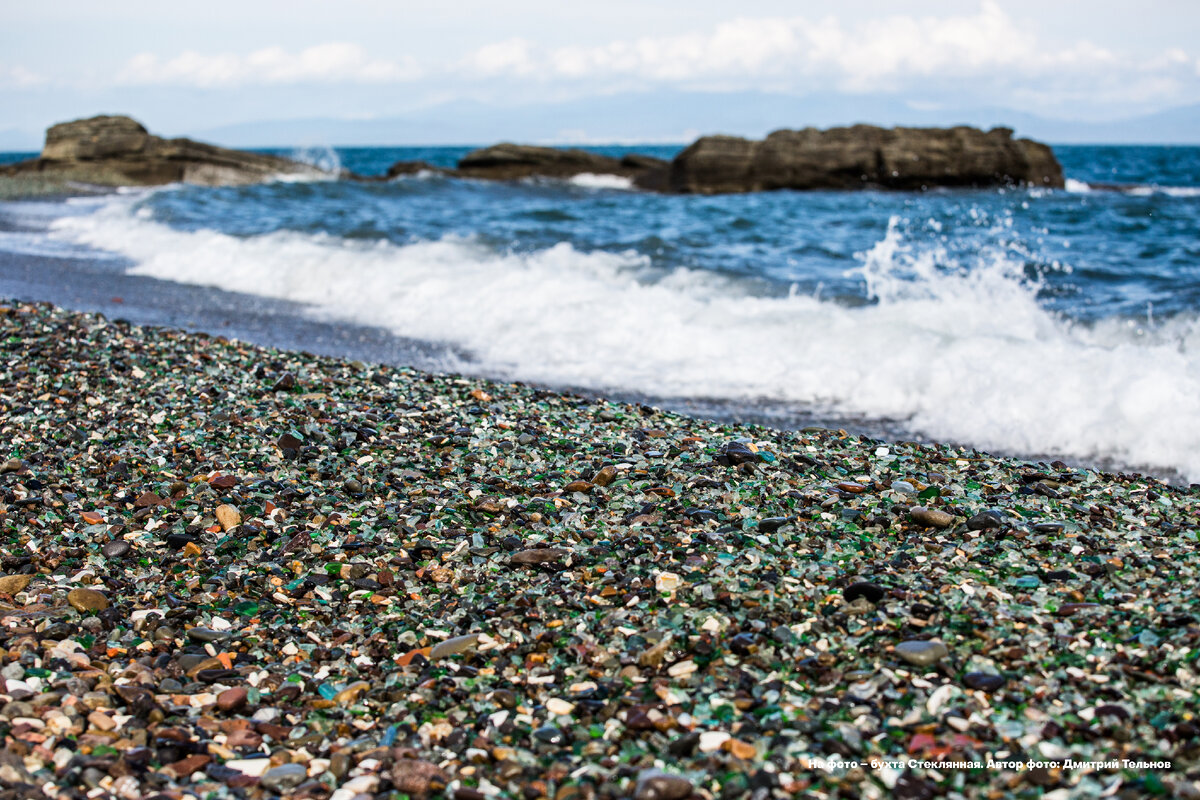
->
44 195 1200 481
290 145 343 175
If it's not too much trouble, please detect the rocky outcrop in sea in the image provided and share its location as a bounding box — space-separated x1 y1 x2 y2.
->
666 125 1064 193
0 115 328 188
401 124 1064 193
2 115 1065 195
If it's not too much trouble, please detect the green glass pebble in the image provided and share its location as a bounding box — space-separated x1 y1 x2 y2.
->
235 600 259 616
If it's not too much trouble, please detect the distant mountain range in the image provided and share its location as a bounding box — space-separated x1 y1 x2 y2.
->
4 91 1200 151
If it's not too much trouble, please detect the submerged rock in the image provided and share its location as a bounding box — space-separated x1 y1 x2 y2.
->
455 142 667 188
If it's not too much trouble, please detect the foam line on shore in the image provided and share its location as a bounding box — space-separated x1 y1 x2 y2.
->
46 196 1200 481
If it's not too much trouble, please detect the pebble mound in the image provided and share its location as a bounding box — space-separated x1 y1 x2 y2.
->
0 300 1197 799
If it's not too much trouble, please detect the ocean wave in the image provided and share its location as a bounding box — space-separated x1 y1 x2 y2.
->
1124 184 1200 198
46 197 1200 481
568 173 636 190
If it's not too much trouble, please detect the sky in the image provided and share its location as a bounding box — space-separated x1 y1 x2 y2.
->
3 1 1200 147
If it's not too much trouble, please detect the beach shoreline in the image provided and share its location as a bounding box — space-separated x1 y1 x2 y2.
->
0 236 1188 487
0 298 1197 798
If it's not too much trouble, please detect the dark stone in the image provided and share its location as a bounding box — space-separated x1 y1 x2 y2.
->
455 143 665 188
967 510 1006 530
386 160 443 178
669 125 1064 194
187 627 231 644
102 540 131 558
843 581 885 605
893 772 935 800
276 432 304 453
666 730 701 757
531 725 565 745
963 672 1005 692
729 632 757 655
716 441 760 466
758 516 791 533
164 533 197 550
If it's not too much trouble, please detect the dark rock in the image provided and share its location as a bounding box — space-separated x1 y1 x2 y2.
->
729 632 757 655
667 730 701 757
668 125 1063 194
757 516 791 533
2 115 328 188
531 725 565 745
187 627 231 643
276 432 304 456
893 772 936 800
843 581 885 605
1043 569 1076 582
386 160 443 178
458 144 625 180
963 672 1005 692
716 441 759 466
102 540 131 558
967 510 1005 530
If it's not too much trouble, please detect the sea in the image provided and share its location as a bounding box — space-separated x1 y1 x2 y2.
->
1 143 1198 483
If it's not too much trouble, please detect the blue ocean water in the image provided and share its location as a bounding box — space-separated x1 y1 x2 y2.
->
2 143 1199 480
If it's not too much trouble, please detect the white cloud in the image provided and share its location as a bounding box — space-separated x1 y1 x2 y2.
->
462 38 536 77
1 65 47 88
459 1 1192 101
116 42 420 88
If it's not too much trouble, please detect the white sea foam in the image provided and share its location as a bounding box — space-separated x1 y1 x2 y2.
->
1064 178 1091 193
289 145 343 175
1123 184 1200 198
1158 186 1200 197
47 199 1200 481
568 173 636 190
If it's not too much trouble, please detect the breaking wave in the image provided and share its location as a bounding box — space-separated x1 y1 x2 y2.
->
46 196 1200 481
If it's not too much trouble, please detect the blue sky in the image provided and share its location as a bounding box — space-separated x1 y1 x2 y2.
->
3 1 1200 146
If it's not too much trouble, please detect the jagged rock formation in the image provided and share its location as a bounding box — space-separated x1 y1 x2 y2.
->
1 115 327 187
452 143 668 188
412 125 1063 194
667 126 1064 193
